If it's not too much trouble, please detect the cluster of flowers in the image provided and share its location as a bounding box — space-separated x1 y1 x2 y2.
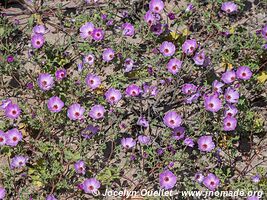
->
159 170 220 191
1 0 266 199
204 66 252 131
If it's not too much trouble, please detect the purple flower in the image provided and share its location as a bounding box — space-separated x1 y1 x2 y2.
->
85 74 101 90
223 116 237 131
203 173 220 191
143 152 148 158
181 83 197 95
101 14 107 20
102 48 115 62
121 137 136 149
204 94 222 112
138 135 151 145
7 55 14 63
186 92 200 104
74 160 86 175
121 10 129 18
6 128 22 147
46 195 57 200
106 20 114 26
0 187 6 200
33 25 47 35
193 51 205 65
47 96 64 113
163 111 182 129
0 130 6 146
80 22 94 39
167 58 182 75
251 174 260 183
157 148 164 155
130 155 136 161
168 162 174 168
142 84 149 93
83 54 95 65
1 99 12 110
150 23 164 35
247 196 260 200
194 172 205 183
10 155 28 169
224 87 239 103
55 69 67 80
144 11 155 26
67 103 85 121
124 58 134 72
160 41 176 57
31 34 45 49
212 80 224 93
125 84 141 97
37 73 54 91
77 63 83 72
81 125 99 139
185 4 194 12
184 137 194 147
143 84 150 93
149 0 164 13
224 104 238 117
182 39 197 55
105 88 122 105
168 13 175 20
221 70 236 84
89 105 105 120
159 170 177 190
92 28 104 41
85 0 99 4
122 23 135 36
83 178 101 194
5 103 21 119
221 2 238 14
26 82 34 90
261 25 267 40
150 86 158 96
137 117 149 128
236 66 252 80
172 127 185 140
221 31 231 37
143 84 157 96
198 136 215 152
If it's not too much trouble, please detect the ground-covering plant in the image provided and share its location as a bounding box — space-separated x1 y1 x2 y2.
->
0 0 267 199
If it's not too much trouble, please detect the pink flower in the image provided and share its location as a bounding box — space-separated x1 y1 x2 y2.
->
223 116 237 131
167 58 182 74
197 136 215 152
221 2 238 14
204 94 222 112
160 41 176 57
121 137 136 149
159 170 177 190
85 74 101 90
182 39 197 55
92 28 104 41
67 103 85 121
149 0 164 13
221 70 236 84
5 103 21 119
224 87 239 103
236 66 252 80
163 111 182 129
203 173 220 190
80 22 94 39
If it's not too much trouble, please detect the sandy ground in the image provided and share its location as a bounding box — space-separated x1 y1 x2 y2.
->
0 0 266 199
